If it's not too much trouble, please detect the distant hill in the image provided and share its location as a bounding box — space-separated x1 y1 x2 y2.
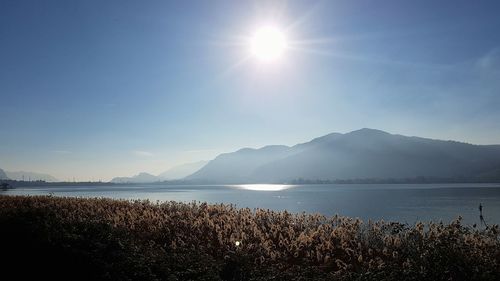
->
186 145 294 183
186 128 500 183
158 161 208 180
0 169 9 180
5 171 58 182
111 172 159 183
110 161 209 183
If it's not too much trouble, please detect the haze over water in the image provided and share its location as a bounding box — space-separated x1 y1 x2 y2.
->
4 183 500 225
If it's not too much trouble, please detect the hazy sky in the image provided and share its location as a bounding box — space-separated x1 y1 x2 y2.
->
1 0 500 181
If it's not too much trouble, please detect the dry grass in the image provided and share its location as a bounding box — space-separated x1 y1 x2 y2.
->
0 195 499 280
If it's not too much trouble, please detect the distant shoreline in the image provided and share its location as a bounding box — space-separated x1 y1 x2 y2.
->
2 176 500 188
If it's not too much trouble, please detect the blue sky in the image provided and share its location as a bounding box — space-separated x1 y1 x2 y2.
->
1 0 500 180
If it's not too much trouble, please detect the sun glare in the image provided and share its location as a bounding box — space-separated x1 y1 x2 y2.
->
234 184 293 191
249 26 287 62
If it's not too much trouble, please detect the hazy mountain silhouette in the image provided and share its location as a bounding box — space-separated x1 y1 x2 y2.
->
5 170 58 182
111 172 159 183
110 161 209 183
158 160 208 180
186 145 294 183
186 128 500 183
0 168 9 180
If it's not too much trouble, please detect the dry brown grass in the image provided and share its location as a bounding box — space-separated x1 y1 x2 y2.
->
0 195 499 280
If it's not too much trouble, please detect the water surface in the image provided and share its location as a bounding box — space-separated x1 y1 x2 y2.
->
2 183 500 225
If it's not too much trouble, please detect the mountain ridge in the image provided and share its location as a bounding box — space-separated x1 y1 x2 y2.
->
5 171 58 182
186 128 500 183
158 160 208 180
0 169 8 180
110 172 159 184
110 161 209 183
0 169 59 182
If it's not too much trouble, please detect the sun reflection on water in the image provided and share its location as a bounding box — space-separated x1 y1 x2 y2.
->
233 184 293 191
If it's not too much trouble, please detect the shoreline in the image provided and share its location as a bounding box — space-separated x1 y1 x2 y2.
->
3 179 500 189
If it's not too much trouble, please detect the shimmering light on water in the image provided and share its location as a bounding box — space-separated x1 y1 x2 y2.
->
2 183 500 225
233 184 293 191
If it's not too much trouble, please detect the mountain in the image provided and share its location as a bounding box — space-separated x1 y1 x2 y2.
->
158 161 208 180
186 145 294 183
111 172 160 183
110 161 209 183
186 128 500 183
0 169 9 180
5 171 58 182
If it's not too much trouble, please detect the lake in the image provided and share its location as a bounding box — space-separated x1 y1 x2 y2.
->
2 183 500 225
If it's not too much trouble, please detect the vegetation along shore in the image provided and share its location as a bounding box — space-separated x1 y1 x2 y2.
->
1 195 499 281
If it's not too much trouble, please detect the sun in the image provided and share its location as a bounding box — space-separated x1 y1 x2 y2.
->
249 26 288 62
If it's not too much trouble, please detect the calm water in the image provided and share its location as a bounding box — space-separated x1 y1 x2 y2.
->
2 183 500 225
